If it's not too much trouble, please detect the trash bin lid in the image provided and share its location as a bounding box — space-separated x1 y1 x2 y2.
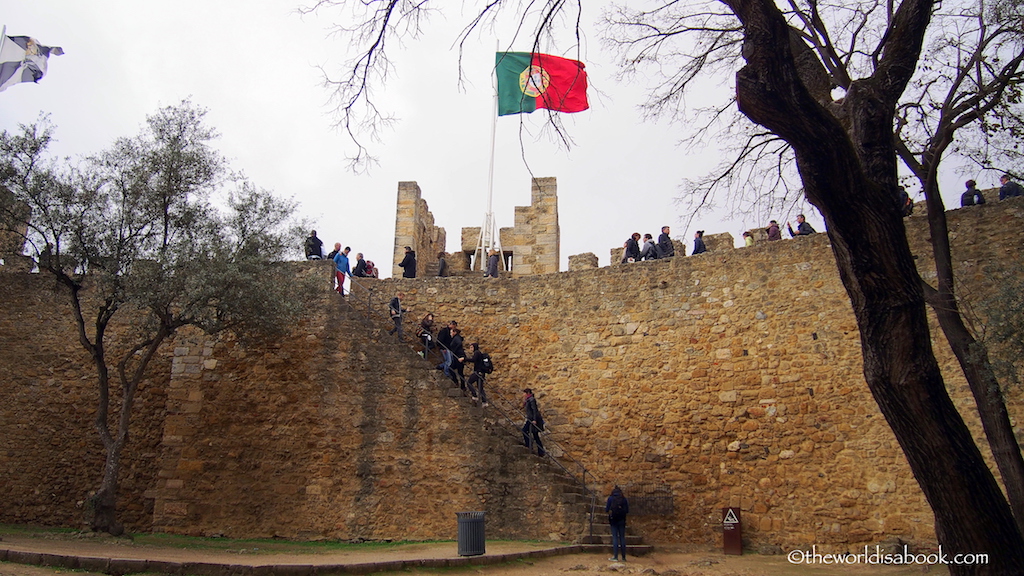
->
456 511 485 519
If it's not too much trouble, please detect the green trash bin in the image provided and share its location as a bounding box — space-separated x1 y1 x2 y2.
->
456 511 486 556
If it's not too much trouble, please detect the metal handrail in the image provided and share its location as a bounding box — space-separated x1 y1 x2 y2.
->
339 272 604 540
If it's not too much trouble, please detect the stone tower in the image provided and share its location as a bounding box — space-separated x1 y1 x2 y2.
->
392 182 446 278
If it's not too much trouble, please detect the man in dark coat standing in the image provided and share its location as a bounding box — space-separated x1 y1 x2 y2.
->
521 388 545 457
656 226 675 258
399 246 417 278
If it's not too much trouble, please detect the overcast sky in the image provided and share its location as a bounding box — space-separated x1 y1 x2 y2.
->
2 1 972 275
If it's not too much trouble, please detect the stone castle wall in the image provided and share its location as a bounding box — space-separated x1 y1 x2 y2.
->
0 274 171 530
1 200 1022 551
380 200 1024 549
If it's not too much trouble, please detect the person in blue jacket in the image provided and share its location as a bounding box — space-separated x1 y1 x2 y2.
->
606 486 629 562
692 231 707 255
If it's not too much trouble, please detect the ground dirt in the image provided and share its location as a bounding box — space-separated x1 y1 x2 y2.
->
0 533 951 576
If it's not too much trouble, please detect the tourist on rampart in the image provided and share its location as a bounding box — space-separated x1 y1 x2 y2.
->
521 388 545 457
742 231 754 247
399 246 417 278
417 313 435 358
364 260 379 278
304 230 323 260
692 231 707 255
437 252 449 277
352 253 369 277
656 226 675 258
436 320 457 379
326 243 340 260
387 292 406 339
333 245 351 295
766 220 782 241
466 342 492 406
787 214 816 236
961 180 986 207
485 249 500 278
999 174 1023 201
606 486 630 562
640 234 658 260
449 327 467 388
621 233 641 263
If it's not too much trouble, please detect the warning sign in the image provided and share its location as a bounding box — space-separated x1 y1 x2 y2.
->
722 507 742 555
723 508 739 524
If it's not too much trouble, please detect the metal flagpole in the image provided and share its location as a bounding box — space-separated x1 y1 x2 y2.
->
476 41 503 274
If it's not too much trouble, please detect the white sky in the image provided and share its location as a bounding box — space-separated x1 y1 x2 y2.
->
1 1 971 275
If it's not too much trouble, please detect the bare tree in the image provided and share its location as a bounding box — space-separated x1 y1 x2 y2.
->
0 104 313 534
892 0 1024 535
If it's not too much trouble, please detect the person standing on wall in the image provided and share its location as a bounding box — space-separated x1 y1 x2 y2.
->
352 253 369 277
692 231 707 255
999 173 1024 200
437 251 449 277
521 388 545 457
304 230 324 260
606 486 629 562
621 233 641 263
766 220 782 241
961 180 986 207
639 234 659 261
656 226 675 258
387 292 406 340
485 249 500 278
333 245 351 295
787 214 816 236
399 246 417 278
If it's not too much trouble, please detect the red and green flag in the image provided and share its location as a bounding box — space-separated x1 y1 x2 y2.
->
495 52 589 116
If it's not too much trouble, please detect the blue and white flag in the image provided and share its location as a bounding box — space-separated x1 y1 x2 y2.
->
0 35 64 93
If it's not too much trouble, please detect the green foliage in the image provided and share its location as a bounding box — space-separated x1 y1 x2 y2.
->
0 101 311 344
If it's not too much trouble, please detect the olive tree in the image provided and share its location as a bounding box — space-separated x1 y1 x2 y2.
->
0 102 312 534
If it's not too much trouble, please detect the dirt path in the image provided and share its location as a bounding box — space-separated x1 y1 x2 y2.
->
0 534 950 576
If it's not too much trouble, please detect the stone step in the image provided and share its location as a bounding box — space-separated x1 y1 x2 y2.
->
580 534 646 545
579 543 654 556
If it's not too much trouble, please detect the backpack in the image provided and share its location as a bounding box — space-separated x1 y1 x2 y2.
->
480 353 494 374
608 495 627 522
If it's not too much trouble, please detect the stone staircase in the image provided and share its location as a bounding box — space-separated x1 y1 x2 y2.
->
339 291 651 550
579 503 655 556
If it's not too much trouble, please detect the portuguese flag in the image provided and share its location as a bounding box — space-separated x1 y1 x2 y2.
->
496 52 589 116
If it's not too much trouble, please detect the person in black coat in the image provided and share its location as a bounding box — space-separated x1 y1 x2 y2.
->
621 233 641 263
521 388 545 457
399 246 417 278
692 230 707 255
448 328 466 387
656 226 675 258
466 342 490 405
352 253 368 277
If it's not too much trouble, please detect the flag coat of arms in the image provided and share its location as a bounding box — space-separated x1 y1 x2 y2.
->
0 35 64 93
496 52 588 116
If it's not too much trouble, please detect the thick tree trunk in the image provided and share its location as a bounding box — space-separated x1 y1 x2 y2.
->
722 0 1024 572
90 441 125 536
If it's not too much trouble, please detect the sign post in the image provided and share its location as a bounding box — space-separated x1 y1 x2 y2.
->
722 507 742 555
